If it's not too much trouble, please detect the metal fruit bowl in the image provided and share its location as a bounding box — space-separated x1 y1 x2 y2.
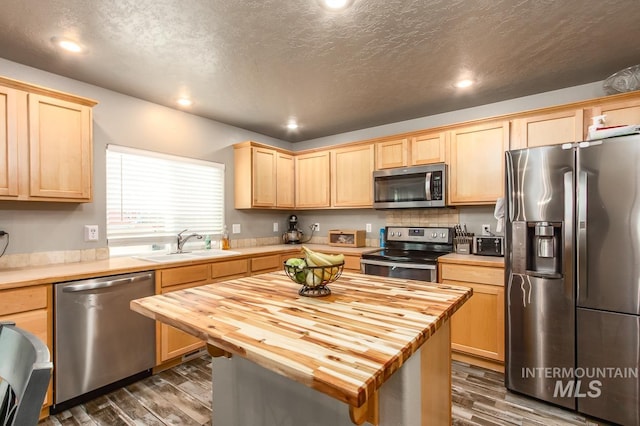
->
283 260 344 297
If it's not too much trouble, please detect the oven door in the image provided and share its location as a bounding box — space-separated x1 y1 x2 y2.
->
360 259 437 282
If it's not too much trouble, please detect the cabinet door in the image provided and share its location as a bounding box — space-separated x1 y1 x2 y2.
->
511 109 584 149
332 144 374 207
250 254 282 274
276 151 295 208
593 97 640 127
449 121 509 205
410 132 446 165
28 94 92 200
295 151 330 208
0 86 18 197
376 138 407 169
0 285 53 409
445 280 505 362
252 147 277 207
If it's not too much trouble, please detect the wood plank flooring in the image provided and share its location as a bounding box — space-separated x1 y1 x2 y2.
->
39 357 613 426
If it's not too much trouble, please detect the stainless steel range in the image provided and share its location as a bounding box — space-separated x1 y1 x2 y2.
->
361 226 454 282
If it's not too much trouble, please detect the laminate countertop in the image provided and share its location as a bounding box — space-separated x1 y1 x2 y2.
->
130 271 472 408
0 244 377 291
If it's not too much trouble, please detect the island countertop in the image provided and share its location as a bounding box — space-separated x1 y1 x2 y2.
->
130 271 472 408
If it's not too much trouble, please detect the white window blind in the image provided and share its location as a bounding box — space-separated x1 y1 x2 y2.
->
106 145 225 246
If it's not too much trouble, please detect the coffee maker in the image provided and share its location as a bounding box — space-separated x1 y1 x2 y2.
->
282 214 303 244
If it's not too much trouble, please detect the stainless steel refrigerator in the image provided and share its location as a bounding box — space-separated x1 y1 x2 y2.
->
505 134 640 426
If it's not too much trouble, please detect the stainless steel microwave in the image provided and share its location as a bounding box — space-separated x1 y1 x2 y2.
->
373 164 446 209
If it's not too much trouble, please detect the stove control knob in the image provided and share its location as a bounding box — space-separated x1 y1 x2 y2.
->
397 232 402 237
431 232 437 238
440 232 446 238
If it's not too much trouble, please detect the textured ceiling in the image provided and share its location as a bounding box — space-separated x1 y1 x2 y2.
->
1 0 639 142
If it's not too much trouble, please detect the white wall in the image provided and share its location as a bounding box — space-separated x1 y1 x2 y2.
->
0 57 610 255
0 58 292 254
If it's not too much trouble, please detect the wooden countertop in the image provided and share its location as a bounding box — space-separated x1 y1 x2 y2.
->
0 244 378 291
130 271 472 408
438 253 505 268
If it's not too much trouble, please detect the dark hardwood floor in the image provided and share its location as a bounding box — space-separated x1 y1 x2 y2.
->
39 357 612 426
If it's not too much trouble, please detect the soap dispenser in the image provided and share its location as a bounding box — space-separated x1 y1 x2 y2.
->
221 225 230 250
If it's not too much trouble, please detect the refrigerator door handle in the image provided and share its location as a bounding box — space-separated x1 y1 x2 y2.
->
577 170 587 300
505 151 515 221
564 170 574 300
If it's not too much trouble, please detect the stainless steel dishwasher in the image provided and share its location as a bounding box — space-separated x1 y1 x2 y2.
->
52 271 156 412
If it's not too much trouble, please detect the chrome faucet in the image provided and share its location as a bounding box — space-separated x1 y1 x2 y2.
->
176 229 204 253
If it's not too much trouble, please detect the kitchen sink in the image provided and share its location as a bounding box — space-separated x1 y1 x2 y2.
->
135 249 240 263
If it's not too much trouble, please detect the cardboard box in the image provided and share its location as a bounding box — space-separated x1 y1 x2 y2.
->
328 230 366 247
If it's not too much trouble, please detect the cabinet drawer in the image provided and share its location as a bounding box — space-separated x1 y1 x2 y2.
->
0 309 49 345
343 255 362 271
251 254 281 273
0 286 48 315
160 264 210 288
211 259 249 279
440 263 503 286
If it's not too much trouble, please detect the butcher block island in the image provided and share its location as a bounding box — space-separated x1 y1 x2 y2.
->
130 271 472 426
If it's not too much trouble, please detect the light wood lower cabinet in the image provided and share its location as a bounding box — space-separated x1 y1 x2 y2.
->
439 261 505 372
0 285 53 415
157 265 210 364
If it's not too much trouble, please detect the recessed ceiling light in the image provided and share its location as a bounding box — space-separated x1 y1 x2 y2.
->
176 98 192 107
319 0 354 11
454 79 475 89
286 121 299 130
51 37 84 53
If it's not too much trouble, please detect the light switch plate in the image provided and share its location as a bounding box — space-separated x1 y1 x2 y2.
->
232 224 241 234
273 222 279 232
366 223 372 233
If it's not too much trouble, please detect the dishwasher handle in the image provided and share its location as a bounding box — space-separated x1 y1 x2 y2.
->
62 273 153 293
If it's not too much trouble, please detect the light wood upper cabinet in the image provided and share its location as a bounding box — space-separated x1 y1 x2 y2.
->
592 97 640 127
511 108 584 149
410 131 446 165
28 94 93 200
252 146 277 207
296 150 331 208
448 120 509 205
332 144 374 208
234 142 295 209
376 138 407 169
276 151 295 208
0 86 18 197
0 77 96 202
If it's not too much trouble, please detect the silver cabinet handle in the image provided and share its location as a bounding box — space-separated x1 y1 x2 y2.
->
62 273 153 293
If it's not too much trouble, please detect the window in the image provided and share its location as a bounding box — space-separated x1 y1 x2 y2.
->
106 145 225 253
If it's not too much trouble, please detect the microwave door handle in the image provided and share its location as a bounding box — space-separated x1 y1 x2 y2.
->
425 172 432 201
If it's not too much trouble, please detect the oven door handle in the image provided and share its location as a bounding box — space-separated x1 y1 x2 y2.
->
360 259 436 270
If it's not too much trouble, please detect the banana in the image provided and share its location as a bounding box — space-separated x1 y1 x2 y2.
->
301 246 344 266
301 246 344 281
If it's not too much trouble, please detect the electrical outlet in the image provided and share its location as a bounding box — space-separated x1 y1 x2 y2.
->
312 223 320 232
366 223 372 233
84 225 99 242
232 224 241 234
273 222 279 232
482 224 491 236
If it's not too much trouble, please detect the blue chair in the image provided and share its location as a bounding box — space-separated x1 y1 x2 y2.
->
0 321 52 426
